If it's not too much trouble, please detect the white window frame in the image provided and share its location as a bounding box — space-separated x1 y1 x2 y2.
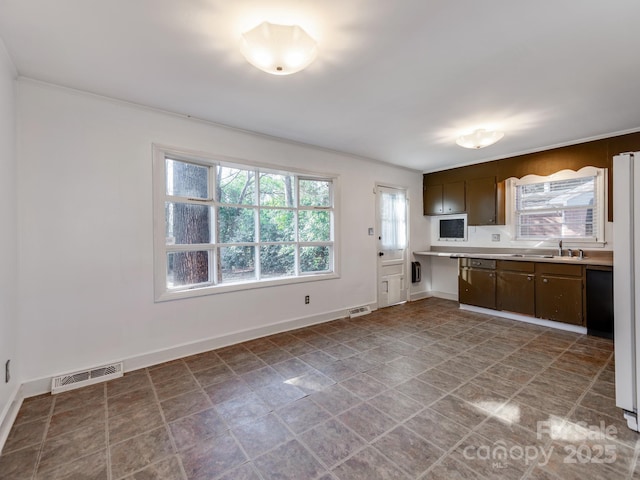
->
153 145 340 302
506 166 607 244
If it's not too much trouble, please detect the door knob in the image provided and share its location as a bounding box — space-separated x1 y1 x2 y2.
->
378 252 384 257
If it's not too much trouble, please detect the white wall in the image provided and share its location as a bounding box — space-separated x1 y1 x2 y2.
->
431 220 614 251
16 80 430 385
0 40 19 422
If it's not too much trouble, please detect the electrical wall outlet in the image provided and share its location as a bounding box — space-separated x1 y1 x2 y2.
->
491 234 501 242
304 295 310 304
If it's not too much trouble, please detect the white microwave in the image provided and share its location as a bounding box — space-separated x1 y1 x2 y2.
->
438 214 467 241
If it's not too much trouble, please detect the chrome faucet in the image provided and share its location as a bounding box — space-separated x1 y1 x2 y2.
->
567 248 573 258
558 240 563 256
578 249 585 259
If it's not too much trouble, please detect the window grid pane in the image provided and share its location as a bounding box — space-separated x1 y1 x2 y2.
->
259 173 296 207
260 209 295 242
300 246 331 273
217 166 256 205
260 244 296 279
218 207 256 243
167 251 211 288
299 179 331 207
219 246 256 284
165 203 211 245
166 159 209 199
298 210 331 242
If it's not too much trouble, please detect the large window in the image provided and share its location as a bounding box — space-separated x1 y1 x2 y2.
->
508 167 606 242
154 146 338 301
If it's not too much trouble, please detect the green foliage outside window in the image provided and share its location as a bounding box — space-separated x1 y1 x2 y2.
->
165 157 333 289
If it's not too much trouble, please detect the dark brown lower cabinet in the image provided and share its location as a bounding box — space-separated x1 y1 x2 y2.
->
497 271 535 316
496 260 535 316
459 259 496 309
534 263 584 326
460 258 585 327
535 275 583 325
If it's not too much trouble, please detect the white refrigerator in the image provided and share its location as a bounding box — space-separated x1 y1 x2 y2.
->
614 151 640 432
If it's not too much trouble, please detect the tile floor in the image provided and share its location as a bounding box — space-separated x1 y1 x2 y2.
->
0 298 637 479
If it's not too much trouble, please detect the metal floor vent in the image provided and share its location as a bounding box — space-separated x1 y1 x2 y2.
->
51 362 123 394
348 306 372 318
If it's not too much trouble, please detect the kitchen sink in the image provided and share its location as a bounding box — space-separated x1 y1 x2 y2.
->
510 254 554 258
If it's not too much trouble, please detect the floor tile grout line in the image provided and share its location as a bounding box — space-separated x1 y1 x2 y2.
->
26 387 110 479
0 416 48 456
290 401 374 472
536 349 632 479
387 311 612 480
415 336 558 480
411 324 579 480
181 353 311 479
508 334 616 479
29 393 56 480
110 366 188 480
103 383 112 480
327 397 444 479
6 300 621 480
162 361 207 480
627 446 640 480
220 428 267 480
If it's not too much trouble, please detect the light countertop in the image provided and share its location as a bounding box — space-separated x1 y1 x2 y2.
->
413 249 613 267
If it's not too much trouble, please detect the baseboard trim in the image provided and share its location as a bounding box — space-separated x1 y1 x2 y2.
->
0 384 23 454
20 302 377 399
409 291 432 301
459 304 588 334
428 291 458 302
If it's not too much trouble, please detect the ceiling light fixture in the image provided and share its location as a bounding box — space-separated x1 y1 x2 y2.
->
240 21 318 75
456 129 505 149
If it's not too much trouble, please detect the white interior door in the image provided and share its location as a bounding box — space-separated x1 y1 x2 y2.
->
376 185 409 308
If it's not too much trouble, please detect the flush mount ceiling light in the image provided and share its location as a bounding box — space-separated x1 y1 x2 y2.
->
240 21 318 75
456 129 505 149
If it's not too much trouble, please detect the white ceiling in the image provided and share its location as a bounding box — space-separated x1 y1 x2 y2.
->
1 0 639 172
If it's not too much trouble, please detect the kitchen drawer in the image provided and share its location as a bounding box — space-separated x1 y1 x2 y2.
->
535 263 582 277
460 258 496 269
497 260 535 273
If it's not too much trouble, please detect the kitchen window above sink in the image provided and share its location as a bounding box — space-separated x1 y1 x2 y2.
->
506 166 606 244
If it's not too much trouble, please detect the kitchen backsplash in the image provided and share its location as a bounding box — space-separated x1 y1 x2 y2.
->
429 216 613 251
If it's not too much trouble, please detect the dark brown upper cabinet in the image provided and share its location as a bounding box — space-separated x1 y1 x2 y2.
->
466 176 497 225
423 131 640 224
423 181 465 215
423 184 444 215
443 181 465 214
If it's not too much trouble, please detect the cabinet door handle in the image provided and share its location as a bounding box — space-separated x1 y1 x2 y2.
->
543 278 548 283
527 276 532 281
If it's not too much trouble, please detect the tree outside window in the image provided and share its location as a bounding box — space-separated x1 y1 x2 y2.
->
157 153 336 298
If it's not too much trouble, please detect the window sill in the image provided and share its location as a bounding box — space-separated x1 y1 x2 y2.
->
155 272 340 302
